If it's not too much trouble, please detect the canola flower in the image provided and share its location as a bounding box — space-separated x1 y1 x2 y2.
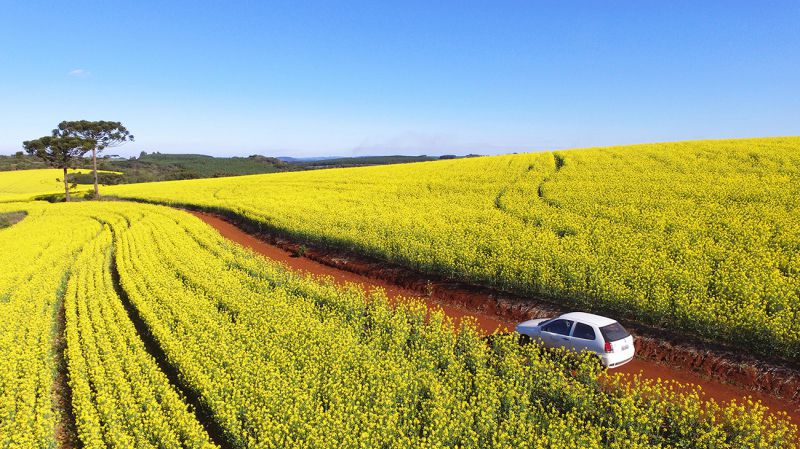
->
0 168 102 202
105 137 800 360
0 202 101 448
0 200 796 447
0 202 214 448
63 218 216 448
109 202 797 448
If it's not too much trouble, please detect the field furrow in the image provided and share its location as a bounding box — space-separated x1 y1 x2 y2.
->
64 222 217 448
1 199 797 447
108 204 796 448
106 137 800 361
0 206 101 448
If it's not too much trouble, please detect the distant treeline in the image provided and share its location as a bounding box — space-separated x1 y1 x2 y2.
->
0 151 481 184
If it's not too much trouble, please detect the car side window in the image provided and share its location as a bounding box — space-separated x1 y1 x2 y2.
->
541 319 573 336
572 322 596 340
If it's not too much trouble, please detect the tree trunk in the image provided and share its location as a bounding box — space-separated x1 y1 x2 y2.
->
63 167 71 202
92 148 99 197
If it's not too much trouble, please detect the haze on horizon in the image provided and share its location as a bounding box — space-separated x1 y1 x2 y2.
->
0 1 798 158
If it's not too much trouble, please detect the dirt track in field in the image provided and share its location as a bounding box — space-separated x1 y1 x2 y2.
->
53 298 79 449
191 210 800 425
109 245 233 449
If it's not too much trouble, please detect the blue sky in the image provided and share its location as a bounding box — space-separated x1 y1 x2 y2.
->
1 1 798 157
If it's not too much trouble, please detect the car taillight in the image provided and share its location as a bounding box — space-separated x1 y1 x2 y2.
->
604 341 613 353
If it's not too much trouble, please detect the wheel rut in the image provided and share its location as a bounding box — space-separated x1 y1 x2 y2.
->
53 283 80 449
535 152 564 207
494 152 564 222
108 241 234 449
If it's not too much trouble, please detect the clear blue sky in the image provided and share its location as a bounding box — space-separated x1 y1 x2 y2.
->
1 1 798 157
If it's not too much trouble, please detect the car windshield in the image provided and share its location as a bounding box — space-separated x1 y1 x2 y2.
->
599 322 630 342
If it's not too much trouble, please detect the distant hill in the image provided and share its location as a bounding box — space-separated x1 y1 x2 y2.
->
0 152 476 184
278 155 485 166
277 156 340 162
113 153 293 181
0 152 292 184
289 155 441 168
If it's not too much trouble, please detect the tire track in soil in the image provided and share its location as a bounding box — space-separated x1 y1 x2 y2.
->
189 210 800 427
536 153 564 208
108 243 234 449
53 295 80 449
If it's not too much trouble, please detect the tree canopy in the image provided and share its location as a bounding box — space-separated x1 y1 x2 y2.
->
22 135 94 201
53 120 134 196
22 136 93 168
52 120 134 150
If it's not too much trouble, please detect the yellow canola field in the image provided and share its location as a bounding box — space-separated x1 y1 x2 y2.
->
0 200 795 447
64 220 216 448
0 202 215 449
0 204 101 448
0 168 107 202
106 137 800 360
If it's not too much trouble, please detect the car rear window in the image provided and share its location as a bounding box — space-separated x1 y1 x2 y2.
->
572 322 596 340
599 322 630 342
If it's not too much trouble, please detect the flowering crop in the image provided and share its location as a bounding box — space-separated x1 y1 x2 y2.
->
0 169 101 202
0 202 214 448
109 202 797 447
0 200 796 447
63 218 216 448
0 203 101 448
106 137 800 360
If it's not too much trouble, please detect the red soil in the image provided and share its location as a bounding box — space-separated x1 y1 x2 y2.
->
191 210 800 426
193 212 510 333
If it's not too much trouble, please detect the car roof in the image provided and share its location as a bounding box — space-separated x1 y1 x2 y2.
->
558 312 617 327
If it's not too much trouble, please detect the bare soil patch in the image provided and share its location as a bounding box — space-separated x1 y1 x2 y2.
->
0 211 26 229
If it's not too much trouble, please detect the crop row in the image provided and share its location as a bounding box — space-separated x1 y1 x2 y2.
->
106 137 800 360
0 204 101 448
63 216 215 448
0 202 214 448
0 201 797 447
111 202 795 447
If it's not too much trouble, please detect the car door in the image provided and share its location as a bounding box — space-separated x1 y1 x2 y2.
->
539 319 574 348
570 321 598 354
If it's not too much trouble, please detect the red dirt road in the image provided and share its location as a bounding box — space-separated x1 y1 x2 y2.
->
191 211 800 425
192 211 510 334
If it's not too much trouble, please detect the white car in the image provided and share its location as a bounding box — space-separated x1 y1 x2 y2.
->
516 312 635 368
